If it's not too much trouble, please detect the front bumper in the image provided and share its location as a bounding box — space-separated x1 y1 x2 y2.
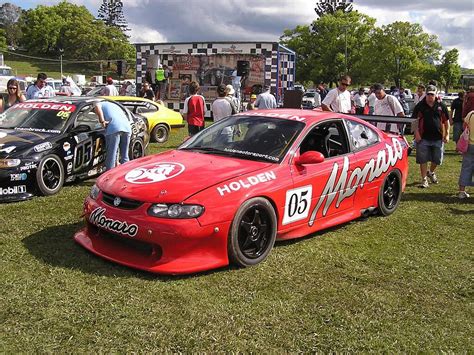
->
74 196 231 275
0 166 36 202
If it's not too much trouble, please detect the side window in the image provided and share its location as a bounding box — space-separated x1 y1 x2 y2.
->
136 103 158 114
75 106 101 130
299 120 349 158
346 120 379 150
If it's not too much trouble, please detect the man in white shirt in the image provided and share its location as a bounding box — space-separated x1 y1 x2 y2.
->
373 83 405 132
212 84 235 143
321 75 352 113
255 86 277 109
367 86 377 115
100 77 119 96
353 88 367 114
413 84 425 105
26 73 55 100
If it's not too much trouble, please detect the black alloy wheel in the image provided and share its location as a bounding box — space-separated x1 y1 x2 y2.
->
228 197 277 267
36 154 64 196
378 170 402 216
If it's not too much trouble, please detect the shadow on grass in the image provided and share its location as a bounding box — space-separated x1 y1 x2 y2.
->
402 192 474 205
22 222 232 281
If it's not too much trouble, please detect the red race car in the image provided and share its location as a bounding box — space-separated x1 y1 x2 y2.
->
74 109 410 274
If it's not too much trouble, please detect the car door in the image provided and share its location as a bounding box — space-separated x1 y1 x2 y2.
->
69 105 106 177
285 119 357 228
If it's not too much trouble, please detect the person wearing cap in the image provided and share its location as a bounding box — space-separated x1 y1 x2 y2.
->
225 84 239 113
212 84 235 144
100 77 119 96
412 84 450 188
373 83 405 132
247 94 257 111
255 85 277 109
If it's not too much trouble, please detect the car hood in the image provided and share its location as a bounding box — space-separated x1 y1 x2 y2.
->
98 150 274 203
0 129 56 157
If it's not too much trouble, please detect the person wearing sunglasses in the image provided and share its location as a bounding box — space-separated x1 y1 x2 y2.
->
25 72 55 100
412 84 450 188
0 78 26 113
321 75 352 113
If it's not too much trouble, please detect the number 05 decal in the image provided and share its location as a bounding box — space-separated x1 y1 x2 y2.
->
282 185 313 225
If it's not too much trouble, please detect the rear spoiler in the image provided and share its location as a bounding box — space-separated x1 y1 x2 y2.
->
353 114 414 136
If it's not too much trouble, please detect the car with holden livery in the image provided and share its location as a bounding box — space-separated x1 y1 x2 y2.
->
0 97 149 202
75 109 410 275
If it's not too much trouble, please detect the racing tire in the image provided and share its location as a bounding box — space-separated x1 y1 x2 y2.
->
378 169 402 216
130 139 145 160
36 154 64 196
228 197 277 267
151 124 169 143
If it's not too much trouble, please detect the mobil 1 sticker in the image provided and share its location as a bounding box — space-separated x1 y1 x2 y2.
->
282 185 313 225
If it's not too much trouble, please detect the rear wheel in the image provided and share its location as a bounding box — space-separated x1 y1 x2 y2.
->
36 154 64 196
151 124 169 143
228 197 277 267
130 139 145 160
378 170 402 216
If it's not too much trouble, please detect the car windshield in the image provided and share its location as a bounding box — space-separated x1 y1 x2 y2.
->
304 93 315 98
179 115 305 163
0 102 76 133
0 68 13 76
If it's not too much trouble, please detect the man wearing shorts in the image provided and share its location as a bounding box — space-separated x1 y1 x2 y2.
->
412 85 450 188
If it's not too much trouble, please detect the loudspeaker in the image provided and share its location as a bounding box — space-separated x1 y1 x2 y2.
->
117 60 126 77
283 90 304 109
237 60 250 76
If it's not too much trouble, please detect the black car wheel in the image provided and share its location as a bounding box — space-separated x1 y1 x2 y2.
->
378 170 402 216
228 197 277 267
130 139 145 160
151 124 169 143
36 154 64 196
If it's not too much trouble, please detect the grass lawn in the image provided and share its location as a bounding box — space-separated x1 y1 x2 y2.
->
0 126 472 352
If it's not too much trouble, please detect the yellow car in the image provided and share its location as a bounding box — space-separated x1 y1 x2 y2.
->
104 96 184 143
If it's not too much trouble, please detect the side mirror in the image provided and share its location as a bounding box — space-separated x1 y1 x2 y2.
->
72 124 91 133
295 151 325 166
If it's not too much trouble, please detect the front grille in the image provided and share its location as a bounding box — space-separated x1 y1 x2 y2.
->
102 191 143 210
99 229 154 256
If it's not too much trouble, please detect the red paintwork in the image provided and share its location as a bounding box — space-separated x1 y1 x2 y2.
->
74 110 409 275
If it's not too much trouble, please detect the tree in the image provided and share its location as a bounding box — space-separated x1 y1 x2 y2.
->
0 29 7 52
436 48 461 92
281 10 377 86
20 2 134 65
0 3 24 48
97 0 129 34
314 0 353 17
368 22 441 87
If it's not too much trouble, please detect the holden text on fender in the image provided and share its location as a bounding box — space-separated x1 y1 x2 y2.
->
308 138 403 226
217 171 276 196
89 207 138 237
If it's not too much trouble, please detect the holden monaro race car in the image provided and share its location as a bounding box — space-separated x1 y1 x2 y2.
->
0 97 149 202
75 109 410 275
105 96 184 143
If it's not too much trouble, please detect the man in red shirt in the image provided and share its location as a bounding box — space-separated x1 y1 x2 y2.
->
183 81 206 136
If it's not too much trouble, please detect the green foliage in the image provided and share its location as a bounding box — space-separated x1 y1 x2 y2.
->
281 14 443 88
369 22 441 87
436 49 461 92
0 28 6 52
0 2 24 47
97 0 129 34
19 1 134 65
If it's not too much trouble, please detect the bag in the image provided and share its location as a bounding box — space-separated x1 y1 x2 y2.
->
456 126 470 154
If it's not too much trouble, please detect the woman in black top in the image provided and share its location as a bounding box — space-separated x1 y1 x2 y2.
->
140 81 155 101
0 78 26 113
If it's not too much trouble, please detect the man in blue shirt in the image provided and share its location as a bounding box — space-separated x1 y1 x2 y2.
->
94 100 132 171
26 73 55 99
255 85 277 109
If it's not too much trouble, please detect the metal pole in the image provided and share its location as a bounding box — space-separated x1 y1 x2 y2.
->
60 54 63 78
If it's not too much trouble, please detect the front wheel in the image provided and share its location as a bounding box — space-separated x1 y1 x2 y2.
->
228 197 277 268
378 170 402 216
36 154 64 196
130 139 145 160
151 124 169 143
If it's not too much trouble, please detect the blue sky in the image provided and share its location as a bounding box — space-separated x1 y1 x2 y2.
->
7 0 474 68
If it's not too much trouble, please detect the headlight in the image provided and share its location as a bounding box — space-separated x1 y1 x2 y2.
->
148 203 204 219
90 184 101 200
0 159 21 168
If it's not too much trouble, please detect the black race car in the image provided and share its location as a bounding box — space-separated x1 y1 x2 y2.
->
0 97 149 202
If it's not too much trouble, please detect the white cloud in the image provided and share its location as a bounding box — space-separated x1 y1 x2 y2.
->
129 23 167 43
